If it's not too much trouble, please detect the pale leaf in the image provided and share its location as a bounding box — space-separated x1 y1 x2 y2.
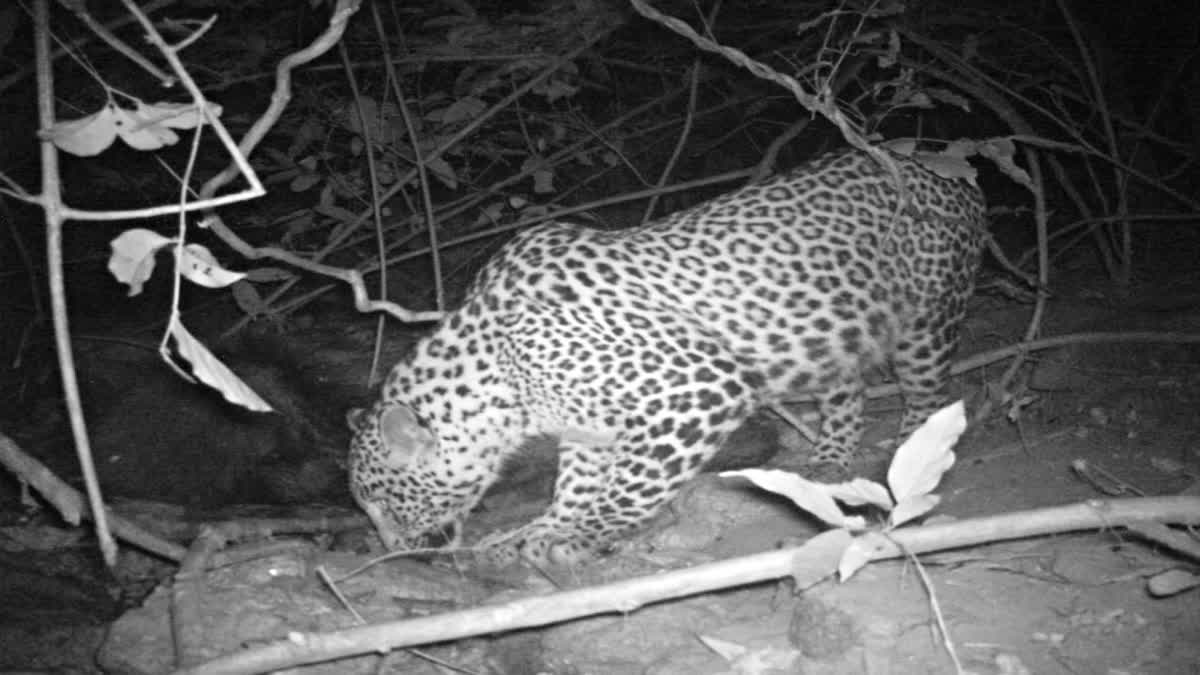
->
887 401 964 503
838 531 890 581
1147 569 1200 597
171 323 273 412
729 646 801 674
41 105 120 157
697 635 746 663
789 529 852 591
889 494 941 528
979 137 1033 191
179 244 246 289
722 469 848 528
823 477 893 510
117 103 179 151
136 101 222 129
838 538 873 581
108 229 174 296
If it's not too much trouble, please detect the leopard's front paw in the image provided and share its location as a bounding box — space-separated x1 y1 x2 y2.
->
476 520 595 568
474 526 524 567
520 532 593 567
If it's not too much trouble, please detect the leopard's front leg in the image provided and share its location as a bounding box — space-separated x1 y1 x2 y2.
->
482 437 729 567
477 439 614 567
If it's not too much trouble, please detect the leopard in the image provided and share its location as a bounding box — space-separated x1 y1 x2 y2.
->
347 147 986 567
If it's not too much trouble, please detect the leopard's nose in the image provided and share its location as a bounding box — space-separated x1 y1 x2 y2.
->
358 499 408 549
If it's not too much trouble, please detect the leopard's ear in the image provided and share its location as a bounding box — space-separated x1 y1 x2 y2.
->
345 407 370 432
378 403 437 460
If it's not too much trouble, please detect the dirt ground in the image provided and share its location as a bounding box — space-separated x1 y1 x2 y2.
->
3 283 1200 674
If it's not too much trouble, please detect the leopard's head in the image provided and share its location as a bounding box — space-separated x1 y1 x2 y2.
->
346 402 468 550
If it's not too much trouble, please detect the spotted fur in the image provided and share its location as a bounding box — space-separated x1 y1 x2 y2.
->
348 148 985 566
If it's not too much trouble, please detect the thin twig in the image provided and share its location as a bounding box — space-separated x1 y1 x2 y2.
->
373 3 444 313
905 550 965 674
338 20 391 386
0 197 46 346
642 60 701 223
62 1 175 84
1055 0 1132 286
1042 154 1117 278
34 0 117 567
974 149 1048 426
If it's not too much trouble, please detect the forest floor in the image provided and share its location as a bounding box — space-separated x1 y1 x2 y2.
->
2 268 1199 675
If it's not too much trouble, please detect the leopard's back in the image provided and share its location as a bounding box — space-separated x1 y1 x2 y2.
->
471 149 983 395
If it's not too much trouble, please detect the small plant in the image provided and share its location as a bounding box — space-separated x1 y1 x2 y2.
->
723 401 966 583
